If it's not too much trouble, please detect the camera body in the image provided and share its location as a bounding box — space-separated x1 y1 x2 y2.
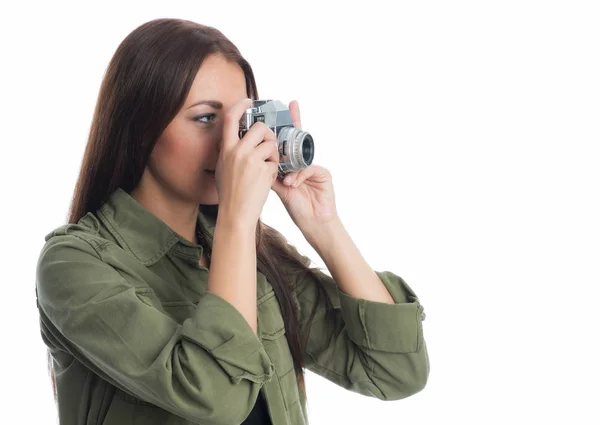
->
239 99 314 178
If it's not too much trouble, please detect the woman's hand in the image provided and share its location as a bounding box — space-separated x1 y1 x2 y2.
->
271 100 340 234
215 98 280 227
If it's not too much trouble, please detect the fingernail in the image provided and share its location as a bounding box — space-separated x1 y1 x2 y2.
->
292 180 299 187
284 176 293 186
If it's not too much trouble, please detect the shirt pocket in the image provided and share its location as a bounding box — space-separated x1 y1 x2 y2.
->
135 287 196 326
279 366 302 413
160 300 197 325
257 290 300 409
257 290 294 377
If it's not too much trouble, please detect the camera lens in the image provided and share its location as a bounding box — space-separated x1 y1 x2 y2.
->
277 126 315 173
302 134 314 165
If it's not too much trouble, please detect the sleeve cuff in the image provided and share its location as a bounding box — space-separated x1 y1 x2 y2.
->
337 271 425 354
182 291 275 384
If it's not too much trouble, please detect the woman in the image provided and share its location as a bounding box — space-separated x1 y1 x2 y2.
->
35 18 429 425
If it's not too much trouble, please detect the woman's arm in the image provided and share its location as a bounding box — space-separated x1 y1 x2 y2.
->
303 218 396 304
289 238 429 401
36 231 274 425
207 209 259 334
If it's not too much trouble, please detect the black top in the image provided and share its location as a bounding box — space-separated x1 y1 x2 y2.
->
241 391 272 425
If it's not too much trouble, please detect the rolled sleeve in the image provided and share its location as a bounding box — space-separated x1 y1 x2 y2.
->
182 290 275 384
36 233 274 425
291 254 429 401
337 271 426 353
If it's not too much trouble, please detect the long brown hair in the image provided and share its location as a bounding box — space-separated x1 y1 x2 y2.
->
47 18 337 407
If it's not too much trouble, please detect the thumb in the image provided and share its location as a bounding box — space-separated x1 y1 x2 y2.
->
222 98 253 151
271 172 297 198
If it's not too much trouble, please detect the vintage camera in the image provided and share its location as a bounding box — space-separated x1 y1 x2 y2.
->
239 99 314 178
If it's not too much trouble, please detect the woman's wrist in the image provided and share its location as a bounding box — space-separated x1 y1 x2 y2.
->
217 205 258 235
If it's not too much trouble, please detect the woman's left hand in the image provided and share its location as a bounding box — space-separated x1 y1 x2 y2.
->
271 100 340 234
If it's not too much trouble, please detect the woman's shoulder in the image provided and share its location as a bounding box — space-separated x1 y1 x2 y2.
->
36 213 114 307
36 211 154 304
38 211 131 274
42 212 115 254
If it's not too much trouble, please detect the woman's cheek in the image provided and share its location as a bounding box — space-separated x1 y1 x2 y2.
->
151 138 189 182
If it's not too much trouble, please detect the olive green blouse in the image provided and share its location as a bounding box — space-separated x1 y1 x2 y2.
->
35 187 428 425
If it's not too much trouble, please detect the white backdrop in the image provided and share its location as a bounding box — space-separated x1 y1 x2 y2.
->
1 1 599 424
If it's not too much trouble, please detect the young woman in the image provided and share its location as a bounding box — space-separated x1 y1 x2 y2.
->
35 18 429 425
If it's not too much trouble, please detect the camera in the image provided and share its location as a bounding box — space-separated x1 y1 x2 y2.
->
239 99 314 178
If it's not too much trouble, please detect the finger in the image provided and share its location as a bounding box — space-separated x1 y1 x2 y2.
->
287 165 316 188
255 139 279 162
289 100 302 130
291 169 308 188
282 171 300 187
270 170 288 196
241 121 277 149
265 161 281 187
267 141 280 166
222 98 254 151
264 142 280 181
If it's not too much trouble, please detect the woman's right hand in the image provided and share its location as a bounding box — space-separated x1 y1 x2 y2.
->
214 98 280 227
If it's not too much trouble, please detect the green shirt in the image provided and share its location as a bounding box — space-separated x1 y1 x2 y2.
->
35 187 429 425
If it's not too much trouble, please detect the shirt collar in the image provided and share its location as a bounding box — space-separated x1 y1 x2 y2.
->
96 187 217 266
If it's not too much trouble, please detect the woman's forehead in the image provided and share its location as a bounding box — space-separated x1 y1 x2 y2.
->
185 56 247 106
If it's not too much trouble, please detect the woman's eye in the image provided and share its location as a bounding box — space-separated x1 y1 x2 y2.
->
193 113 217 124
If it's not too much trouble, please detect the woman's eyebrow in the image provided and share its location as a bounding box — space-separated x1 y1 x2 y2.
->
187 100 223 110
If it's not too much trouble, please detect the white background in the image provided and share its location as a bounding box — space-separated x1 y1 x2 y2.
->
1 1 599 424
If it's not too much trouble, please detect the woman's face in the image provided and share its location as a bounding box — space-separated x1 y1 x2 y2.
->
146 53 248 204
